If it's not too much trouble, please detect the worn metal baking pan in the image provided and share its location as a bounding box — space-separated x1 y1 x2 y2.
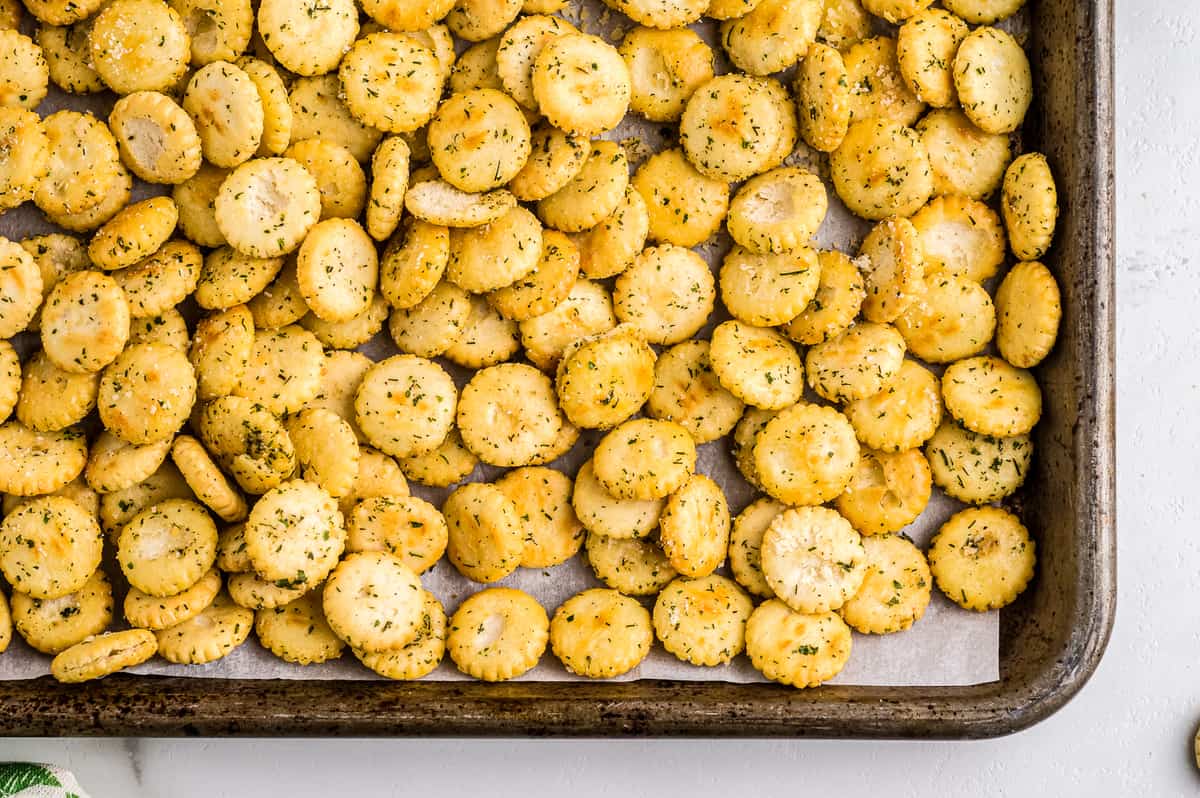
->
0 0 1114 738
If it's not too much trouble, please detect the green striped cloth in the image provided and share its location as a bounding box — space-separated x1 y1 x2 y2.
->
0 765 89 798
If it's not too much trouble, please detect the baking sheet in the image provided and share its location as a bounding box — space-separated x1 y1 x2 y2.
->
0 2 1000 687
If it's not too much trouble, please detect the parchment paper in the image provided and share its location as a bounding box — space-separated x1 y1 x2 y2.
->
0 1 1003 686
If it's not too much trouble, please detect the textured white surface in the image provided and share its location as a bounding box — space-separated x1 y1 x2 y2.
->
0 0 1189 793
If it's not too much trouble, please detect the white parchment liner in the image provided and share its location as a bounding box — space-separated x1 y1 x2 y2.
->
0 0 1011 686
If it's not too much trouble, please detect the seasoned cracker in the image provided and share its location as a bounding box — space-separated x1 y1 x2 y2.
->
404 180 517 229
114 234 201 313
572 459 663 541
754 403 860 506
839 533 931 634
488 230 580 323
924 420 1032 504
0 496 102 600
910 195 1006 282
573 187 649 281
128 309 190 350
444 482 524 584
387 280 471 358
953 27 1032 135
929 506 1035 611
118 498 218 597
805 321 907 404
843 359 942 452
257 0 358 76
355 354 458 459
99 461 195 537
447 587 548 681
0 422 88 497
16 349 98 433
745 600 852 688
11 569 113 654
97 343 197 445
726 168 828 256
555 324 656 430
844 36 925 125
942 355 1042 437
858 216 925 324
783 250 867 346
647 340 745 445
551 588 652 678
447 206 544 292
729 497 785 599
246 259 311 330
1002 153 1059 262
457 363 564 468
632 148 729 249
658 474 730 579
233 325 324 415
613 245 715 345
285 138 367 221
51 629 157 683
256 590 346 665
226 571 307 610
340 33 441 134
155 591 252 664
396 428 480 489
442 294 521 369
365 136 411 241
430 88 532 192
295 218 378 323
519 278 616 372
197 395 296 495
124 567 220 630
85 432 172 495
173 162 229 248
183 61 264 168
173 0 253 66
594 419 696 501
896 9 969 108
495 467 584 568
35 110 123 218
679 74 788 181
585 531 677 596
795 42 850 153
653 575 753 666
620 26 713 123
381 218 449 310
286 409 361 499
0 108 49 210
244 480 345 588
89 0 190 94
917 109 1012 200
719 0 822 75
322 551 424 652
532 33 630 137
831 119 933 221
446 0 522 42
355 589 446 679
995 261 1062 368
509 122 589 202
0 238 44 339
709 320 804 410
835 449 932 536
190 305 254 400
288 74 383 163
346 495 448 575
214 157 321 259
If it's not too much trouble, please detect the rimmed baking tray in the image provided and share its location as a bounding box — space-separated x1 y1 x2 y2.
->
0 0 1114 738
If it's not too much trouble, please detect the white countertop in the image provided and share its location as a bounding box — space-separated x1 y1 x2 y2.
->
2 1 1186 794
